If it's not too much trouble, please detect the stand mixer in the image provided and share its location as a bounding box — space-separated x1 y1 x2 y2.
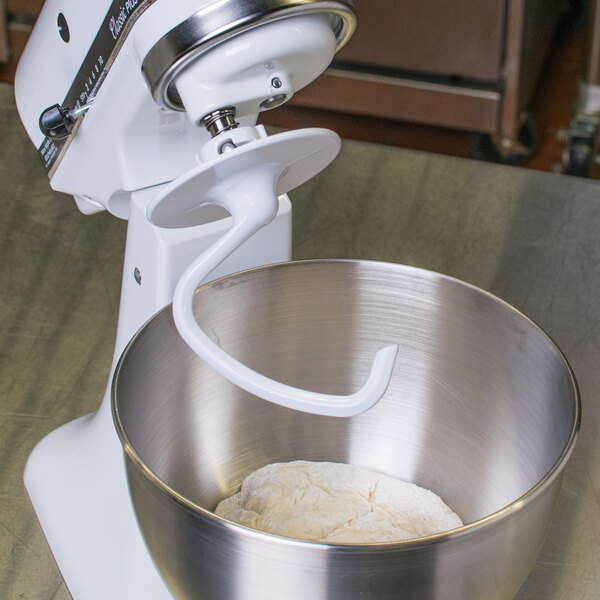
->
15 1 400 597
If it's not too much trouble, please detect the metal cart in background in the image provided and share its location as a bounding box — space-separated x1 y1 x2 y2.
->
290 0 567 164
562 0 600 177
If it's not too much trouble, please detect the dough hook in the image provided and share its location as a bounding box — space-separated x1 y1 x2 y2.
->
149 127 398 417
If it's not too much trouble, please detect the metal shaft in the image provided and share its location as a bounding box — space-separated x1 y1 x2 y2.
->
200 107 239 137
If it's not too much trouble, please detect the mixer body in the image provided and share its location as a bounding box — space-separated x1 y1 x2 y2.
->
15 0 357 597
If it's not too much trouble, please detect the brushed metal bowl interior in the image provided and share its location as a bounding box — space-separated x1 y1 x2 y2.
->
112 260 580 600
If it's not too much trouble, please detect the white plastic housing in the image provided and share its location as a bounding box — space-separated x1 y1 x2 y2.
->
175 14 336 125
14 1 339 219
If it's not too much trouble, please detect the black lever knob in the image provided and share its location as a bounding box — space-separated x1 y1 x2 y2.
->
39 104 77 140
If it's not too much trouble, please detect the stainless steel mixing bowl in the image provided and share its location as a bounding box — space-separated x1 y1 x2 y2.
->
112 260 580 600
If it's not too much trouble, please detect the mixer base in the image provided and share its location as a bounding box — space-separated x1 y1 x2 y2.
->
24 395 175 599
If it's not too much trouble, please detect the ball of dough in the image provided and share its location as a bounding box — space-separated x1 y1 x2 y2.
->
215 461 462 543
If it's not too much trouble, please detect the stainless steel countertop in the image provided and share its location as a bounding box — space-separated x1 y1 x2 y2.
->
2 83 599 598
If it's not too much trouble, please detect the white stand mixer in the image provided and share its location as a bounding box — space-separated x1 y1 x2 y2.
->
14 1 396 597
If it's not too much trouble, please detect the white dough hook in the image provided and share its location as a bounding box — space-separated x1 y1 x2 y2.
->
149 129 398 417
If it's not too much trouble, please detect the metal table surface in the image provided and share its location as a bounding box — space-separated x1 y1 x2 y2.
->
1 82 599 598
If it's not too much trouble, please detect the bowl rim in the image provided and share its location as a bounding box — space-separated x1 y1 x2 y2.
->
111 258 581 549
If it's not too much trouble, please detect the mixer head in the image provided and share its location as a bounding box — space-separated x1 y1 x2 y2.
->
15 0 356 216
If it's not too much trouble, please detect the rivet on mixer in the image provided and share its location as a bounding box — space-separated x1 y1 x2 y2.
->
14 1 580 599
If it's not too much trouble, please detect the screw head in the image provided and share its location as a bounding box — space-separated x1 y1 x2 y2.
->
271 77 283 89
134 268 142 285
57 13 70 43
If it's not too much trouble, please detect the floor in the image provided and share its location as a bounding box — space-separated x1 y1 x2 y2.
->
0 14 591 178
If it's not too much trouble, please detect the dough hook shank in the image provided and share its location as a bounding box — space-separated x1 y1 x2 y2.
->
151 129 398 417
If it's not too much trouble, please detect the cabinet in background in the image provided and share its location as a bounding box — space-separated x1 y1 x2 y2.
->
291 0 567 161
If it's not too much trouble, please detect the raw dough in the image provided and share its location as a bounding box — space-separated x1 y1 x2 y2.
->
215 461 463 543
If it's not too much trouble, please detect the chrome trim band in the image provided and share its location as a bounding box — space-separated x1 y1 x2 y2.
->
141 0 356 110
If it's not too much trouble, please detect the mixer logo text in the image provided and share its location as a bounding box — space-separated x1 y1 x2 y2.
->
109 0 142 40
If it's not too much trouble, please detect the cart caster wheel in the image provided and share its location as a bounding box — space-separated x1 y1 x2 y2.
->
469 115 540 166
563 144 596 178
561 114 599 178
